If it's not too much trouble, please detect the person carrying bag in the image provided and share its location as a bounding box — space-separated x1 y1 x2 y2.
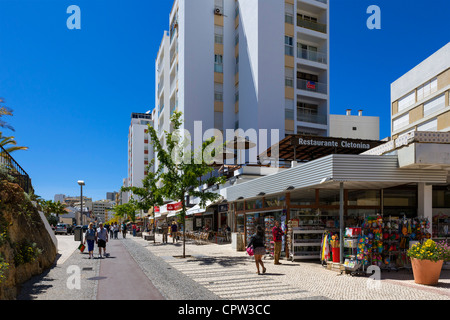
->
247 225 267 275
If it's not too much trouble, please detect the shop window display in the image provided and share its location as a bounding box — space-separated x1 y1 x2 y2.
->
290 189 316 206
264 195 285 208
318 189 340 206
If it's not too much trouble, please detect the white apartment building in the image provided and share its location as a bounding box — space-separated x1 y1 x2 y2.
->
391 42 450 138
127 112 154 200
329 109 380 140
154 0 330 164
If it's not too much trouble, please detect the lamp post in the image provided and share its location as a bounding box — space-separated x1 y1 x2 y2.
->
78 180 85 225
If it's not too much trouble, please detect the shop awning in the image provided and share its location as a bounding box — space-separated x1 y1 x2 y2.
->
186 201 210 216
226 153 449 202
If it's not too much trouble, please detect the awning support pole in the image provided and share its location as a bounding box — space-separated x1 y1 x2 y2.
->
340 182 344 265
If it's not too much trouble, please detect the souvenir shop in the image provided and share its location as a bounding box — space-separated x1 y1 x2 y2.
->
227 132 450 271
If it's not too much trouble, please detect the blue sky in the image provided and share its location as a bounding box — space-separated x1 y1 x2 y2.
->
0 0 449 201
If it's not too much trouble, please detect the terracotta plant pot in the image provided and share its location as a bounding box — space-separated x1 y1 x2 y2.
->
410 258 444 286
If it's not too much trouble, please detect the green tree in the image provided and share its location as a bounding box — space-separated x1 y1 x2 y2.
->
121 159 164 243
0 134 28 153
41 200 67 222
148 111 226 258
0 98 14 132
112 201 139 223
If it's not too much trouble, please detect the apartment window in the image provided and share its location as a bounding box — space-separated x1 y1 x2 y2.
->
285 3 294 24
214 112 224 132
418 118 438 132
285 99 294 120
285 36 294 56
285 67 294 88
235 33 239 46
298 13 318 23
214 54 223 73
235 55 239 74
214 83 223 102
235 84 239 102
417 78 438 101
423 94 445 117
398 91 416 112
214 25 224 44
298 72 318 82
393 113 409 132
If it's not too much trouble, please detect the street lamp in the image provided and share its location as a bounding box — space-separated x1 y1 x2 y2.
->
78 180 85 225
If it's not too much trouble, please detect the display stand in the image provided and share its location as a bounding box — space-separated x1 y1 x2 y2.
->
264 216 275 256
290 228 323 261
343 229 364 276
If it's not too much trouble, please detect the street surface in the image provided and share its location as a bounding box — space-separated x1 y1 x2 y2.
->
16 233 450 301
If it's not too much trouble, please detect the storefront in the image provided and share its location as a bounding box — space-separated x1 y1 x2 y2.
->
226 132 450 270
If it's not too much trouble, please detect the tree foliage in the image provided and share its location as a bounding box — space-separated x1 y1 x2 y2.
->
147 111 226 257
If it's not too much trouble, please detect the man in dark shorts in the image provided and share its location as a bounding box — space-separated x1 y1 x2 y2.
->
96 222 108 258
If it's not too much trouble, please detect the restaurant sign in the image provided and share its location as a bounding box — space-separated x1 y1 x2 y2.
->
298 137 371 150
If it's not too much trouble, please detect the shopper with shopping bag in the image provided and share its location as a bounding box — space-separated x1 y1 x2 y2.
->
84 222 96 259
247 225 267 275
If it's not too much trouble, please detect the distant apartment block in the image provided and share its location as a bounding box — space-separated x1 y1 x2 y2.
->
127 112 154 200
391 42 450 138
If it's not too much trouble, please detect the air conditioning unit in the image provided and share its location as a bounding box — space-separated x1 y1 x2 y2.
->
214 7 223 15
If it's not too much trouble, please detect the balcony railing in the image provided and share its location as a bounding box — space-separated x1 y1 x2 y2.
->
297 17 327 34
297 112 328 125
0 145 33 193
297 48 327 64
297 79 327 95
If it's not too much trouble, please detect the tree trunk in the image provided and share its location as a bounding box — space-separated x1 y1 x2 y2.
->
182 203 186 258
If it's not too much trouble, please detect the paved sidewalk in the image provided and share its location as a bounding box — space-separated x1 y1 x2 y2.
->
96 239 164 300
130 233 450 300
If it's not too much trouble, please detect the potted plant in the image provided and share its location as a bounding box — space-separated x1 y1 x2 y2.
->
407 239 450 285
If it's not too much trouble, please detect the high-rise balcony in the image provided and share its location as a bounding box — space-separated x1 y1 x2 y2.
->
297 48 327 64
297 112 327 125
297 79 327 95
297 16 327 34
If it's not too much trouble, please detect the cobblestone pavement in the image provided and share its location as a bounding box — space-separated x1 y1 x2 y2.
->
132 234 450 300
16 234 450 300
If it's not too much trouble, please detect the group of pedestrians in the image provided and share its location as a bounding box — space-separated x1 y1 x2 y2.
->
83 222 109 259
83 222 131 259
161 221 179 244
107 222 127 240
246 220 285 275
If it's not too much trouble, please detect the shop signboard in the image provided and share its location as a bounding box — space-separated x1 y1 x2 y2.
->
167 201 182 211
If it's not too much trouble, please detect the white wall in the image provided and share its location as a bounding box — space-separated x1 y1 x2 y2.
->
329 114 379 140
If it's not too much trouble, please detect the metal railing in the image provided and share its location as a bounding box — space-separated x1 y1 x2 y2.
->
0 144 33 193
297 48 327 64
297 79 328 95
297 17 327 34
297 112 328 125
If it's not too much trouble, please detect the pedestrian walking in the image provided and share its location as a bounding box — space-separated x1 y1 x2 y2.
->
84 222 96 259
247 225 266 275
109 223 114 239
96 222 108 258
171 221 178 243
114 222 119 239
122 222 127 238
132 223 137 237
272 220 284 265
162 222 168 243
